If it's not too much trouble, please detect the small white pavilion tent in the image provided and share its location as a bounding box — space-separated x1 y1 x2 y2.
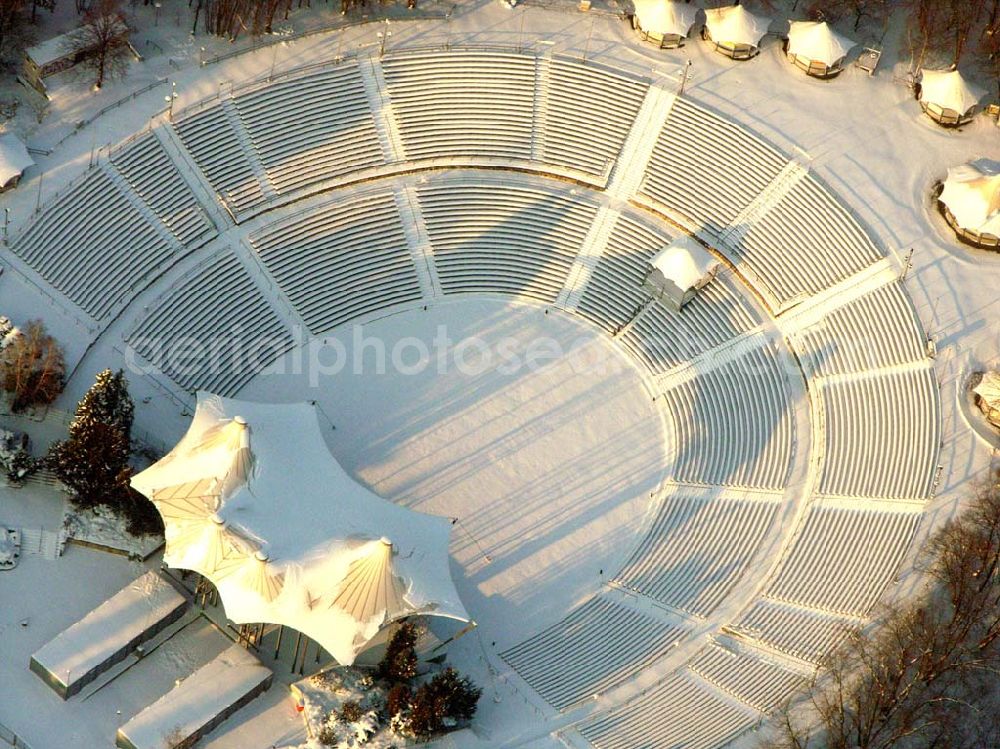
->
919 69 987 126
631 0 699 48
702 4 771 60
786 21 855 78
0 134 33 192
937 159 1000 249
644 235 721 311
974 372 1000 427
132 393 472 666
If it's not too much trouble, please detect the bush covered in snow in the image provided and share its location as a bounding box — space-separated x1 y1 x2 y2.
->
0 428 37 486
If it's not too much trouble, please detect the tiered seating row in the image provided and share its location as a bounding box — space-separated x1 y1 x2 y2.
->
618 273 762 375
731 597 857 664
499 596 686 711
732 175 884 308
172 104 265 215
766 504 922 617
126 252 293 396
614 494 779 618
382 52 536 162
109 133 215 247
661 345 794 490
792 282 925 377
819 367 940 499
689 641 804 714
574 214 670 333
249 192 422 335
640 97 787 233
576 671 754 749
12 167 175 320
234 64 383 196
540 59 647 177
418 182 598 303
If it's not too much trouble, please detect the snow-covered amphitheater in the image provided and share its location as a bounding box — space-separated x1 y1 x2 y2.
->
0 2 998 748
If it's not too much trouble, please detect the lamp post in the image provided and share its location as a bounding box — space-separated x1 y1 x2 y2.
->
377 20 391 57
165 81 178 121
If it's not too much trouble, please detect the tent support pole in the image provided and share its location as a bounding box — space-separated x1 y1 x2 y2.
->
274 625 284 660
292 631 302 673
298 635 308 674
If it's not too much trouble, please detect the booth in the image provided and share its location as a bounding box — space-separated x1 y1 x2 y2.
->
644 236 721 311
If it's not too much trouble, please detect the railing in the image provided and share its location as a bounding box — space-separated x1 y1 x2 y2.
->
0 720 34 749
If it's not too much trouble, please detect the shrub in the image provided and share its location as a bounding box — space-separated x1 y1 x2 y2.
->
0 320 64 413
377 621 419 683
0 429 36 485
406 668 481 739
339 700 365 723
386 683 412 719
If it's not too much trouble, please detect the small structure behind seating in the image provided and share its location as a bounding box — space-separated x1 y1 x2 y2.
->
937 159 1000 250
918 68 986 127
21 22 131 97
631 0 699 49
30 571 188 699
0 134 33 192
702 4 771 60
116 644 272 749
644 235 721 311
974 371 1000 428
785 21 855 79
855 46 881 76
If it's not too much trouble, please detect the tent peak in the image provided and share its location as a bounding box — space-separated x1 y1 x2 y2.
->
380 536 393 547
234 415 247 426
210 512 225 526
254 550 269 562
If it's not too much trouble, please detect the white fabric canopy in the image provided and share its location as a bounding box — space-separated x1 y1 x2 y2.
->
633 0 698 38
132 393 471 665
920 69 986 114
0 134 33 187
650 235 720 293
939 159 1000 236
974 372 1000 412
703 4 771 47
787 21 854 67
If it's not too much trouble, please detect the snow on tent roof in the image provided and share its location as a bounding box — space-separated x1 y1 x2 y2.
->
787 21 855 67
633 0 699 38
25 33 73 68
703 4 771 47
0 134 33 187
131 393 472 665
919 69 987 115
650 235 719 293
974 371 1000 414
939 159 1000 236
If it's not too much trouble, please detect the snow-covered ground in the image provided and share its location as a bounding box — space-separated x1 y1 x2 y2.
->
0 1 999 748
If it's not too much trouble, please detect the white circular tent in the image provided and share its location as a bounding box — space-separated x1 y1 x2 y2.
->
919 69 986 126
786 21 854 78
937 159 1000 249
0 134 33 193
631 0 699 49
702 4 771 60
132 393 472 665
974 372 1000 428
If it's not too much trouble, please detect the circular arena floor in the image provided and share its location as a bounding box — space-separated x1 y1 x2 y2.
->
244 298 668 644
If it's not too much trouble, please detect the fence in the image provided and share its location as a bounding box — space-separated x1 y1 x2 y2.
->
0 721 34 749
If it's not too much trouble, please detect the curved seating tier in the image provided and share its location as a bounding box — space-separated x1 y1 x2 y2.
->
614 494 779 618
765 504 921 617
661 346 795 490
730 175 883 308
418 182 598 303
640 97 788 233
689 641 804 714
234 64 383 197
576 671 754 749
172 104 266 216
731 598 858 664
499 596 686 711
818 367 939 499
575 215 670 333
126 252 293 396
249 192 422 335
109 132 215 247
12 167 175 320
618 274 762 375
791 282 925 377
540 59 648 178
382 51 535 162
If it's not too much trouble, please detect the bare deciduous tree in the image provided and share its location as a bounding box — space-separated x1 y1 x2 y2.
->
66 0 131 89
0 320 65 413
